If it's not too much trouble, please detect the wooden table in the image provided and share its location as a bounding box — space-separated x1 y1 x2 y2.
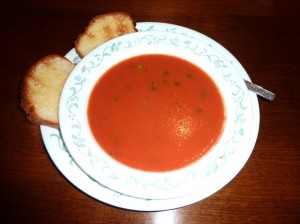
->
2 0 300 223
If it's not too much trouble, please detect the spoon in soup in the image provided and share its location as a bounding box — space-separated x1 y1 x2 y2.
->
244 79 275 101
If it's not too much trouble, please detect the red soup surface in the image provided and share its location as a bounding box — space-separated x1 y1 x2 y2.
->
88 54 226 172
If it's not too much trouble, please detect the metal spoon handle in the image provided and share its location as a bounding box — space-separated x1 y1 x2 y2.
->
244 80 276 101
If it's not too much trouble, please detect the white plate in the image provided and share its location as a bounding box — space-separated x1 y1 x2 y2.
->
59 30 250 200
41 22 260 210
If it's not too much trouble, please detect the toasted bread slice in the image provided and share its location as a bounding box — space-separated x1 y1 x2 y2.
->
75 12 137 58
20 55 75 128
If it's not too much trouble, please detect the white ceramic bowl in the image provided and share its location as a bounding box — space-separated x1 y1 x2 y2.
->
59 31 252 200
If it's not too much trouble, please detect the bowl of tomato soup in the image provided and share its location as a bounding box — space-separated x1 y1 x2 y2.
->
59 31 247 200
88 54 225 172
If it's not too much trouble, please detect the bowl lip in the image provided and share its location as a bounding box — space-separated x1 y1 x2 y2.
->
59 30 251 200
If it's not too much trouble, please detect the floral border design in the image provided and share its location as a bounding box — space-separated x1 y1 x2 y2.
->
61 31 249 198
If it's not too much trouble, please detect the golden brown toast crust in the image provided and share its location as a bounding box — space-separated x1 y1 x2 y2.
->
20 55 75 128
20 12 137 128
75 11 137 58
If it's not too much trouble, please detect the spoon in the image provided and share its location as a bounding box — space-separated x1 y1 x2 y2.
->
244 80 276 101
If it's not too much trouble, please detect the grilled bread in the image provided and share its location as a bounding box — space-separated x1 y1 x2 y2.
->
75 11 137 57
20 55 75 128
20 12 136 128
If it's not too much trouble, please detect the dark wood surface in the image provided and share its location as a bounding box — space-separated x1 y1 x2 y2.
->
1 0 300 223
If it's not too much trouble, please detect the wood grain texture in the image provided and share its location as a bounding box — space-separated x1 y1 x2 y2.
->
1 0 300 223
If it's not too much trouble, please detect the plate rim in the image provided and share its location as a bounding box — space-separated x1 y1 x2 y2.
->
59 30 253 199
41 21 260 211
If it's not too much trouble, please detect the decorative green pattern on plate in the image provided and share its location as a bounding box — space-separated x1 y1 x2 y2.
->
59 31 251 200
41 22 259 211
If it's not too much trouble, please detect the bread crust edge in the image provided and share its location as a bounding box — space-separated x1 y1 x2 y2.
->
20 54 73 129
74 11 138 58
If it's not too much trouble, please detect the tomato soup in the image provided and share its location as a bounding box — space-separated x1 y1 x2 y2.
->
88 54 226 172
